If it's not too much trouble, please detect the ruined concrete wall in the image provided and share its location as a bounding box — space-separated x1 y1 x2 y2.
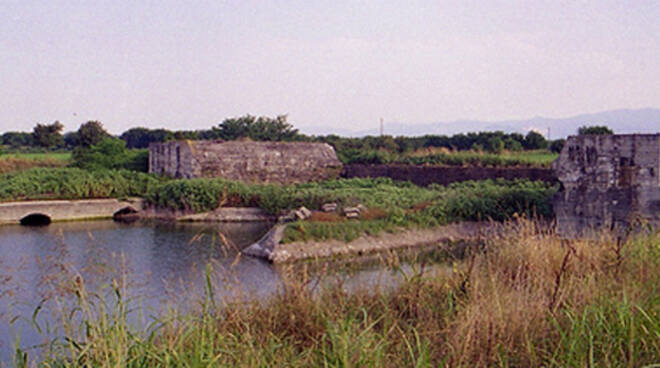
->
342 164 556 186
553 134 660 236
149 140 342 184
149 140 199 178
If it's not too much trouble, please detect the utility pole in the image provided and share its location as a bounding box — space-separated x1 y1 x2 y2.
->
380 117 384 136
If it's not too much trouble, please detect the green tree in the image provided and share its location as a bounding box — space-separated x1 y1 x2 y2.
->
577 125 613 135
214 114 299 141
120 127 175 148
523 131 548 150
32 121 64 149
77 120 111 147
485 136 505 153
503 137 523 151
2 131 34 148
73 138 148 171
549 139 566 153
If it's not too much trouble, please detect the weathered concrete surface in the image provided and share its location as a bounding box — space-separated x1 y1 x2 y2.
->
244 222 500 263
0 198 145 225
342 164 556 186
554 134 660 236
149 140 342 183
242 224 288 260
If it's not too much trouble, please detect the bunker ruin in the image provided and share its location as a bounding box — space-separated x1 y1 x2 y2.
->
553 134 660 236
148 140 342 184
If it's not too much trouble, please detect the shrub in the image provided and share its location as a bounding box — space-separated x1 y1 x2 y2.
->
73 138 149 172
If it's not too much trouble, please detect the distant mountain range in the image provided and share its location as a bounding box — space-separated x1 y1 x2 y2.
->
300 108 660 139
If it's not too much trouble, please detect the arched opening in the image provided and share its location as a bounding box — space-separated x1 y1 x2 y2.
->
20 213 51 226
113 206 139 222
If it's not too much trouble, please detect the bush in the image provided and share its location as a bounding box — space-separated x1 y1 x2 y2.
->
73 138 149 172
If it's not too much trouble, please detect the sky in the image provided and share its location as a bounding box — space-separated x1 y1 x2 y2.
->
1 1 659 135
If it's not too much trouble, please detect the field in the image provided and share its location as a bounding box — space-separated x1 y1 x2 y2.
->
16 218 660 367
0 152 71 161
0 152 71 173
341 148 558 168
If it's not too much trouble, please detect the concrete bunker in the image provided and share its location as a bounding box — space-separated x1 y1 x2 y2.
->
553 134 660 237
20 213 52 226
149 140 342 184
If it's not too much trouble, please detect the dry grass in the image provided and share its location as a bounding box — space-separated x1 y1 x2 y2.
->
360 207 388 220
21 218 660 367
308 211 346 222
0 156 68 173
410 146 454 156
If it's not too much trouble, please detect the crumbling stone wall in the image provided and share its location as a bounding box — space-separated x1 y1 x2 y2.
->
149 140 342 184
553 134 660 236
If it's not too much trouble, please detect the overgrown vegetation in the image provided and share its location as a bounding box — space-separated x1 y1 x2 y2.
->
72 138 149 172
18 219 660 367
283 179 557 242
339 148 557 167
0 168 161 201
145 177 557 242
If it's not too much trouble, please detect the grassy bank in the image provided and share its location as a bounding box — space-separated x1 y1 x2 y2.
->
146 177 557 242
19 219 660 367
1 168 557 243
0 167 162 201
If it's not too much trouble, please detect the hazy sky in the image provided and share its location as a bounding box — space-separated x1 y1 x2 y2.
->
1 1 659 134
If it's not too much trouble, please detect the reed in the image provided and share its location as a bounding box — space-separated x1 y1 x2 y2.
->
15 219 660 367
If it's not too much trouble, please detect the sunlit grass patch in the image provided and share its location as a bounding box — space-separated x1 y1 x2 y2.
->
0 152 71 173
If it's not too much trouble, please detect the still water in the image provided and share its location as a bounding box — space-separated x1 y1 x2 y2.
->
0 220 444 364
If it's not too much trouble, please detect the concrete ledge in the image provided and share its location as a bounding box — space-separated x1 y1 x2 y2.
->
0 198 145 225
243 221 501 263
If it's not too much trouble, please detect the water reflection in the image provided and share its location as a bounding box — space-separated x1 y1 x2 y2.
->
0 220 274 362
0 220 454 363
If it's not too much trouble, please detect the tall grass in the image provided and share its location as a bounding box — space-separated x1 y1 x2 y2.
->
146 177 557 243
0 155 70 174
0 168 162 201
20 219 660 367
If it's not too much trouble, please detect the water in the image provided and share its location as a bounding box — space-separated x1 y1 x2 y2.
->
0 220 450 364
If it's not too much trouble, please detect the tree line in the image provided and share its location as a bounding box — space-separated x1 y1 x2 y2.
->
1 115 613 155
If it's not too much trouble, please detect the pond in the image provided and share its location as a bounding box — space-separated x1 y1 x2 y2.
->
0 220 450 364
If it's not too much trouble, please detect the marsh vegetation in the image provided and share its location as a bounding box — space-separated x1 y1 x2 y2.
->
6 218 660 367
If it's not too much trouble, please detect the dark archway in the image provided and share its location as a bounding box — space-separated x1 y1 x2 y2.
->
113 206 139 222
20 213 52 226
